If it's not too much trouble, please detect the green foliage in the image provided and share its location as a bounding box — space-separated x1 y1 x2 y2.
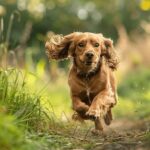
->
118 68 150 97
115 68 150 119
0 68 49 131
0 110 22 150
0 108 67 150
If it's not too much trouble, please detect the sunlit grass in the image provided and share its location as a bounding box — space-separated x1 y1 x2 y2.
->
24 69 72 117
0 67 150 149
0 68 50 131
117 67 150 119
113 97 135 119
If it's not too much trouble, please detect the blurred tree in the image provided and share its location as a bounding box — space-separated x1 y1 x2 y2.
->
1 0 149 45
0 0 149 68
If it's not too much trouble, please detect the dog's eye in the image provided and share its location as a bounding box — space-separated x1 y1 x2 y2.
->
78 43 84 47
94 43 99 47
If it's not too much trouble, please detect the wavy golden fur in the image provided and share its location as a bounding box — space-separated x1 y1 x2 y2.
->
45 32 119 134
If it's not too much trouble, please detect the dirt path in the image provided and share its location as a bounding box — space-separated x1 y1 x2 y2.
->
81 119 150 150
54 118 150 150
47 117 150 150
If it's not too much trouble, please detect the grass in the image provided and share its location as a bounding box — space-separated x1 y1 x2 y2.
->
115 67 150 119
0 68 50 131
0 67 150 150
0 68 60 149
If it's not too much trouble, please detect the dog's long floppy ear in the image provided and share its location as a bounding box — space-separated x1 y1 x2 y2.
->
101 38 119 70
45 33 76 60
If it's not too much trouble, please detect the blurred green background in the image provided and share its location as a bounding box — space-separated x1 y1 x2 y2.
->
0 0 150 149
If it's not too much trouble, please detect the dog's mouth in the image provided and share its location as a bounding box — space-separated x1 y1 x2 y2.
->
84 61 93 66
79 58 99 67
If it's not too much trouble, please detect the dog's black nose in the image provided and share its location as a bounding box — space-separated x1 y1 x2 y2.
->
86 52 94 59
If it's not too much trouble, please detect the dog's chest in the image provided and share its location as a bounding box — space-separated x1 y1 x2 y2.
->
83 75 105 94
78 76 105 104
68 68 106 103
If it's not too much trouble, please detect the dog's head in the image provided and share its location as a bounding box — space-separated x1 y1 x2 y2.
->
45 32 119 72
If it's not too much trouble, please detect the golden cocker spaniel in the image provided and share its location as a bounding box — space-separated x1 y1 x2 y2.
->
45 32 119 134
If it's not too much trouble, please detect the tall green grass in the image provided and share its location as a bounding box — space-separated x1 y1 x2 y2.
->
0 68 50 131
0 68 45 149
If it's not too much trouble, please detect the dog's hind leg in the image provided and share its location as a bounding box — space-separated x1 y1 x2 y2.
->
104 109 113 125
95 118 103 131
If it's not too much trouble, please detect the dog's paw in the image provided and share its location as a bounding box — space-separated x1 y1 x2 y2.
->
86 100 109 119
91 128 101 135
72 112 85 123
91 129 106 136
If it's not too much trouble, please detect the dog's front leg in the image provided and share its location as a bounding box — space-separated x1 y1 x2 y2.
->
86 88 116 123
71 95 90 120
86 90 115 133
72 95 89 113
86 90 115 117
